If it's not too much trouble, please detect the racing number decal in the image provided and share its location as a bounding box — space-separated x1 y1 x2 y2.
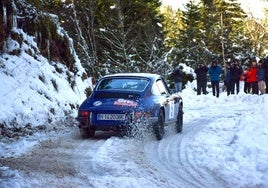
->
169 101 175 119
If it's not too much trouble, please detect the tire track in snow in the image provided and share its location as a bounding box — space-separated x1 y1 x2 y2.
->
71 131 116 186
144 119 226 188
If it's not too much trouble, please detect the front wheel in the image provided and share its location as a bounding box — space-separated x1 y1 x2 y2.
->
176 105 183 133
154 110 165 140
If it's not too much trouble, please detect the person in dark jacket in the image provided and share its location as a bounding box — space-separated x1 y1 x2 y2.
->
172 66 183 92
224 63 231 96
195 63 209 95
264 56 268 93
209 61 222 97
229 59 243 94
257 59 266 94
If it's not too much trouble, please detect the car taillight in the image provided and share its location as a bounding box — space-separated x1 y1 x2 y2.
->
79 111 89 117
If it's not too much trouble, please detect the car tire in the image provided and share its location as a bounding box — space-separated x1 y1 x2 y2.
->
154 110 165 140
176 105 183 133
80 128 95 138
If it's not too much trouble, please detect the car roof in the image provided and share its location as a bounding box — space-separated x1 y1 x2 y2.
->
101 73 161 80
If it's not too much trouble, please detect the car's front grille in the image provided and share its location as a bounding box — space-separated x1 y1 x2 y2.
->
94 92 140 100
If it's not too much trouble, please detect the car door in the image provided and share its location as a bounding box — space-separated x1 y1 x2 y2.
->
155 79 179 123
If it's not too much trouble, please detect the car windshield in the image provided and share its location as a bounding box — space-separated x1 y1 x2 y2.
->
97 77 150 92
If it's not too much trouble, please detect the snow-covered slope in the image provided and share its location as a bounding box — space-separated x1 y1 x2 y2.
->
0 27 91 133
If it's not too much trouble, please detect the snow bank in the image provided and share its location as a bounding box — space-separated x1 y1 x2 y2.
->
0 28 91 130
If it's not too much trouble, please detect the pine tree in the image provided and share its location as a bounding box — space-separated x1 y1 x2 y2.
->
244 10 268 59
33 0 166 78
97 0 165 75
175 0 205 67
214 0 248 62
170 0 248 69
161 6 183 48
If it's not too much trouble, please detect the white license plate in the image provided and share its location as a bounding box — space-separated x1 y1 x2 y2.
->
98 114 125 120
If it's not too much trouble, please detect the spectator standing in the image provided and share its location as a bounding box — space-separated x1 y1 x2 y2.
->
247 59 259 95
242 67 250 93
172 66 183 92
229 59 243 94
209 61 222 97
224 63 231 96
264 56 268 93
257 59 266 95
194 63 209 95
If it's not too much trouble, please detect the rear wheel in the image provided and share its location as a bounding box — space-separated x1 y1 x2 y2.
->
176 105 183 133
80 128 95 138
154 110 165 140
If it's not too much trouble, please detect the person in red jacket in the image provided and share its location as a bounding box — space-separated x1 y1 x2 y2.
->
247 59 259 94
242 67 250 93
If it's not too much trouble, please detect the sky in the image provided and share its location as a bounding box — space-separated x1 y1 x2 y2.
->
161 0 268 19
1 27 268 187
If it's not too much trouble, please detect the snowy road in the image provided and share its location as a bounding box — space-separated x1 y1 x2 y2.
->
144 119 222 188
1 122 225 188
1 92 268 188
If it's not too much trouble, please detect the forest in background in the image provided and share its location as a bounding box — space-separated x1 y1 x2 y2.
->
1 0 268 82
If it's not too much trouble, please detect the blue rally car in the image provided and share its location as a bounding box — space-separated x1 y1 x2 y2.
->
76 73 183 140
